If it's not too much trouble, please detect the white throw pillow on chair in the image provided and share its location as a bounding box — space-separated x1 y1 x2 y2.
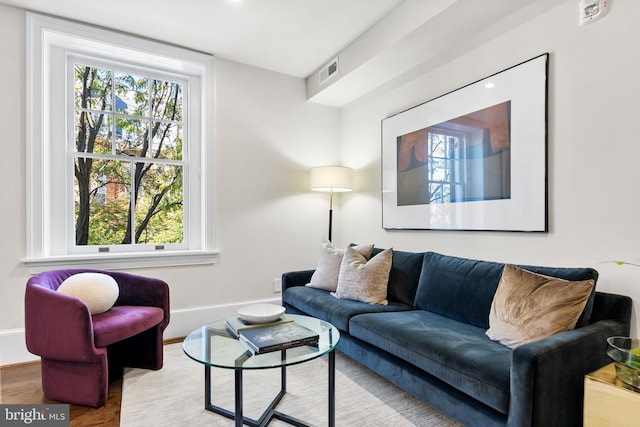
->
58 272 120 315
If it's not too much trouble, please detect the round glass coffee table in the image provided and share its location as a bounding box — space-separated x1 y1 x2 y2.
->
183 314 340 427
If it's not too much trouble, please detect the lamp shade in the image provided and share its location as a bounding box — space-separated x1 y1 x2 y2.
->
310 166 353 192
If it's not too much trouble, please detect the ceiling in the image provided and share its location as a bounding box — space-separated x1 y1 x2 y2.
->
1 0 561 106
0 0 405 78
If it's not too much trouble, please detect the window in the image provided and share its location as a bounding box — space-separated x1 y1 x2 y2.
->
426 129 464 204
73 63 185 249
24 13 218 272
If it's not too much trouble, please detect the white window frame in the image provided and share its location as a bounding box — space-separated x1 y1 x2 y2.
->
23 13 218 273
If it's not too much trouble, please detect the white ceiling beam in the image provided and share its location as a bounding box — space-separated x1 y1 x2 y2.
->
306 0 561 108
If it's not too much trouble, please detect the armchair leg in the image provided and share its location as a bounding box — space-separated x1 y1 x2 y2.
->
41 356 108 407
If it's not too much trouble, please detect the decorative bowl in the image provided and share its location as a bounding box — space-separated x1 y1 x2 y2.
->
606 336 640 389
238 303 285 324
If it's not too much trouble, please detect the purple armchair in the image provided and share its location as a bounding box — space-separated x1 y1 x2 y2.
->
25 269 170 407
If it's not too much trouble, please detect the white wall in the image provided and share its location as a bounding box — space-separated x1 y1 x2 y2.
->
0 4 341 364
337 0 640 336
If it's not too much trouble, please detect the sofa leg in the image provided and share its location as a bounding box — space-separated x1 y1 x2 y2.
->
41 356 108 407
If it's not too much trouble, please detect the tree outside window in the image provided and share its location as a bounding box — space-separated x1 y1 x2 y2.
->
74 64 184 247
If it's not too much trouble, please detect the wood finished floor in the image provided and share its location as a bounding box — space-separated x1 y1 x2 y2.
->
0 361 122 426
0 339 182 427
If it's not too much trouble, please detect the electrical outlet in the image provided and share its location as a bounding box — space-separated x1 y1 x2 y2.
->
273 278 282 293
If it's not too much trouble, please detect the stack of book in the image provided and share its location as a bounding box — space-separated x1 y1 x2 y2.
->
225 316 319 355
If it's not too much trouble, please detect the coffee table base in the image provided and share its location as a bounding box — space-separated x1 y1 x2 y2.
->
204 350 335 427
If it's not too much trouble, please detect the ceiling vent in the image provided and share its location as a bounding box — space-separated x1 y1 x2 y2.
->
318 57 339 85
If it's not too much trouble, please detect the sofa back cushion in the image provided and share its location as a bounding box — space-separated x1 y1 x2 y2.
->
371 247 425 306
415 252 599 329
415 252 505 328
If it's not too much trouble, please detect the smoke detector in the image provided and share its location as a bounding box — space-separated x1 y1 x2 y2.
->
579 0 609 25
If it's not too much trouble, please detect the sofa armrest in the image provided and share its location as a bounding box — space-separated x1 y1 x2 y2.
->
590 291 632 328
110 271 170 331
508 319 629 427
281 270 314 292
25 283 100 363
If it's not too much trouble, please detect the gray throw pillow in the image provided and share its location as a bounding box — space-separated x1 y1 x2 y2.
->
333 247 392 305
306 239 374 292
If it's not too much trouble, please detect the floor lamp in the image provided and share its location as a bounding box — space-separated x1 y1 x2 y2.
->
310 166 353 242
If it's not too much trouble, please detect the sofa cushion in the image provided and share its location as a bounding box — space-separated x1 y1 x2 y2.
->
414 252 505 329
486 264 595 348
333 247 392 305
306 240 374 292
349 310 512 414
415 252 600 329
371 247 424 306
283 286 411 331
92 305 164 347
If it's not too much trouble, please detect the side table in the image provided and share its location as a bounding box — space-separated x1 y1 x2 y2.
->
584 363 640 427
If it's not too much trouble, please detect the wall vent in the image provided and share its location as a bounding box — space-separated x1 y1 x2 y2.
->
318 57 339 85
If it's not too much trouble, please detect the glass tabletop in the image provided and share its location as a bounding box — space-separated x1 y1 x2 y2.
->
183 314 340 370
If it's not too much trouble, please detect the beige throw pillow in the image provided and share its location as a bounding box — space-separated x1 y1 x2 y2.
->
306 239 374 292
333 247 393 305
486 264 595 348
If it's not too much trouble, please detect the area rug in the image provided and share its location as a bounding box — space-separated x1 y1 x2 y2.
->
121 343 461 426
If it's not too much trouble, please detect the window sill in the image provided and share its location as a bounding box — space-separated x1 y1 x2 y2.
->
21 250 220 274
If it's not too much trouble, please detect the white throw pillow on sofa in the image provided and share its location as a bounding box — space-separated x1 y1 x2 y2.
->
58 272 120 315
306 238 374 292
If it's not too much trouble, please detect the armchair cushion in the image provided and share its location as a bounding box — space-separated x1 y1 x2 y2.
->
57 272 119 314
92 305 164 347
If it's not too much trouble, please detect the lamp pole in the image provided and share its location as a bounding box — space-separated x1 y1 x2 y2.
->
310 166 353 243
328 189 334 241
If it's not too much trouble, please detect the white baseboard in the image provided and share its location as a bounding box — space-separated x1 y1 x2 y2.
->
0 296 282 366
0 329 39 366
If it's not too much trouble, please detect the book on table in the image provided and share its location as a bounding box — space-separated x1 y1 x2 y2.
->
225 315 294 337
239 322 320 355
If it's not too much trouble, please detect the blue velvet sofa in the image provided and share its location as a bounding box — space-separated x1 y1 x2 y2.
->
282 250 632 427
